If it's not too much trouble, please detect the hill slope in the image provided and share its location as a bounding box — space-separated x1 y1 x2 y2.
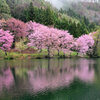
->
5 0 79 23
62 1 100 25
0 0 97 37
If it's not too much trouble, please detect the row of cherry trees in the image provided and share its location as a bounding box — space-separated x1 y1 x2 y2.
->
27 21 94 56
0 18 95 56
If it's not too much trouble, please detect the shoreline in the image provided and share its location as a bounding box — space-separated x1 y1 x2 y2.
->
0 53 91 60
0 50 99 60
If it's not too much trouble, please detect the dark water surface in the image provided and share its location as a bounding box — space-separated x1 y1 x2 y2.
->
0 58 100 100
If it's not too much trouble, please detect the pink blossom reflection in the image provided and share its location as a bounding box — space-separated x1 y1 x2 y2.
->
75 59 94 82
28 69 74 92
0 68 14 92
28 59 95 93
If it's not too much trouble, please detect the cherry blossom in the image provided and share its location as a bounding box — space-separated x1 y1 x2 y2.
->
0 29 13 55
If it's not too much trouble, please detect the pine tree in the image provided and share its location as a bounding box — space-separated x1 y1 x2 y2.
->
0 0 11 19
27 2 36 21
45 7 55 25
0 0 11 14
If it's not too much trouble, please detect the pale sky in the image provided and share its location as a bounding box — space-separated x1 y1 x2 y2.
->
45 0 99 8
45 0 63 9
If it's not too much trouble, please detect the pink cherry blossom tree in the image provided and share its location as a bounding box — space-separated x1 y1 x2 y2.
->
28 23 57 56
56 29 74 56
4 18 28 48
72 34 94 55
26 21 40 36
6 18 28 39
0 29 13 55
28 21 74 57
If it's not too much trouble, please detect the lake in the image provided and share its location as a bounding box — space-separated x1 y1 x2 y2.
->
0 58 100 100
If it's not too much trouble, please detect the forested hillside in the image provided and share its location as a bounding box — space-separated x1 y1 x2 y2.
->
61 0 100 25
0 0 98 37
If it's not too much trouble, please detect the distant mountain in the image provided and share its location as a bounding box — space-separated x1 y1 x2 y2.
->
5 0 78 23
6 0 52 9
61 1 100 25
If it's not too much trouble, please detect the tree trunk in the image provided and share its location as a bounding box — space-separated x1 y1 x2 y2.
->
63 52 65 57
48 47 50 57
70 52 71 57
12 37 15 49
5 51 7 56
77 52 78 56
58 50 60 56
48 59 50 71
39 49 42 53
11 67 16 82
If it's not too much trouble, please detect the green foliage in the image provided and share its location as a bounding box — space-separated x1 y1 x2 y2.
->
0 50 79 60
92 29 100 56
0 49 5 58
44 7 55 25
0 0 11 19
0 13 11 19
67 8 97 32
23 4 56 25
55 18 88 37
15 39 28 53
22 3 96 37
0 0 10 14
27 2 36 21
22 4 94 37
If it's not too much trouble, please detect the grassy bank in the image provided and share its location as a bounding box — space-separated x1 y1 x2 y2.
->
0 49 89 60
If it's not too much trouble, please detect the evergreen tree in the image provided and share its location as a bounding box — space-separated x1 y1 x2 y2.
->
27 2 36 21
68 21 78 37
55 18 69 30
80 22 88 35
89 22 97 32
83 16 89 26
0 0 10 14
45 7 55 25
35 8 46 24
0 0 11 19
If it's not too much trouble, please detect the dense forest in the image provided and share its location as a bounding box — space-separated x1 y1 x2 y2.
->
62 1 100 25
0 0 97 37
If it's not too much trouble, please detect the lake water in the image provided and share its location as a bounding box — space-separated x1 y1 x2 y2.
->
0 58 100 100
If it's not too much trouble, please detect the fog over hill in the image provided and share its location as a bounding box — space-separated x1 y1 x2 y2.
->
45 0 100 25
45 0 99 9
45 0 63 9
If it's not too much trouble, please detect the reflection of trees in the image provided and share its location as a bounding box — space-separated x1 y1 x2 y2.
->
75 59 94 82
11 67 16 82
93 59 100 88
28 59 95 92
0 68 14 92
0 58 96 93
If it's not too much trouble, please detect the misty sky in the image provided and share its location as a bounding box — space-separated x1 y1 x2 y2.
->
45 0 63 9
45 0 99 9
45 0 79 9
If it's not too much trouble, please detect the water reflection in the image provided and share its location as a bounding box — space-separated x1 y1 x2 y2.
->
28 59 95 92
0 67 14 92
74 59 94 82
0 58 95 93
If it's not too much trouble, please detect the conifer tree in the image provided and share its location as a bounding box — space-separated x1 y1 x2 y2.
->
0 0 11 19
